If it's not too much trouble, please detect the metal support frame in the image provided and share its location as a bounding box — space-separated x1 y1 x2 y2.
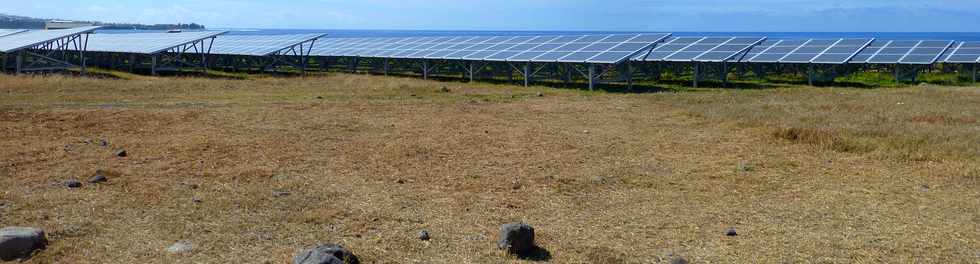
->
151 36 216 74
693 62 701 88
973 63 977 84
9 32 92 74
254 38 318 73
625 62 634 90
721 62 729 87
383 58 390 76
588 64 596 91
808 64 815 86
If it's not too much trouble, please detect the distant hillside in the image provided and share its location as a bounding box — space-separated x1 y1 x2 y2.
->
0 13 205 30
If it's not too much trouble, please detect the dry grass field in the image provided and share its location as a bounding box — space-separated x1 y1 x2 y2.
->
0 72 977 263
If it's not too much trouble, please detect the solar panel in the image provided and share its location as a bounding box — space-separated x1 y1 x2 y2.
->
309 33 670 64
852 40 953 64
86 31 227 54
209 34 325 56
808 38 873 64
942 41 980 63
0 29 28 38
0 26 101 53
734 39 779 62
899 40 953 64
747 39 809 63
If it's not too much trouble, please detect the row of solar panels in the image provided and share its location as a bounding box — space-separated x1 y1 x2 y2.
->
309 35 980 65
2 27 980 65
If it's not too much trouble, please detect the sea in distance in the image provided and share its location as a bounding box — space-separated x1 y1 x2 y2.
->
98 28 980 41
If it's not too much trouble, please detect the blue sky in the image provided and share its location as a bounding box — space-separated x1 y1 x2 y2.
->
5 0 979 32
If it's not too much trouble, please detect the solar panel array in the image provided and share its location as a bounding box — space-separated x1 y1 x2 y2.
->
852 40 954 64
636 37 766 62
941 42 980 63
0 26 101 53
0 29 28 38
310 34 671 64
745 39 873 64
210 34 325 56
86 31 227 54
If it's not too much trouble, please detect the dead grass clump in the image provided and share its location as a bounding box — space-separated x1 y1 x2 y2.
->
771 127 875 154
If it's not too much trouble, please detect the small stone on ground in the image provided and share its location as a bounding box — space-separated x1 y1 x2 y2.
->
497 222 535 255
294 243 359 264
418 230 430 241
0 227 47 261
89 171 108 183
166 241 193 254
64 180 82 188
114 149 127 157
726 228 738 236
670 256 689 264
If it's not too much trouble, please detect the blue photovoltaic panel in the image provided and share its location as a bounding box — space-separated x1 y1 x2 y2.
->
735 39 779 62
899 40 953 64
635 37 704 61
86 31 228 54
747 39 809 63
693 37 765 62
850 40 887 63
778 39 866 63
0 29 28 38
209 34 324 56
856 40 954 64
810 38 873 64
309 33 670 64
942 42 980 63
0 26 101 53
866 40 916 64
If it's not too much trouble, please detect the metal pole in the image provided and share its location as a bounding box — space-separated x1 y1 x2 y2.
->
588 63 596 91
383 58 389 76
972 63 977 84
722 62 728 87
563 64 571 87
693 63 699 88
422 60 428 80
626 62 633 91
80 33 88 76
523 63 530 87
468 62 474 82
15 51 23 74
151 55 158 76
808 64 814 86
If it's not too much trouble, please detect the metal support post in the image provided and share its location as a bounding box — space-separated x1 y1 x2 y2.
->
973 63 977 84
129 54 136 72
722 62 729 87
523 63 530 87
895 64 902 83
588 63 596 91
692 63 700 88
626 62 634 91
422 60 429 80
151 55 158 75
808 64 814 86
383 58 389 76
468 62 474 82
563 64 571 87
15 51 23 74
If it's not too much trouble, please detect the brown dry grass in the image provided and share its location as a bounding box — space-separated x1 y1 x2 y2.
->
0 73 977 263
